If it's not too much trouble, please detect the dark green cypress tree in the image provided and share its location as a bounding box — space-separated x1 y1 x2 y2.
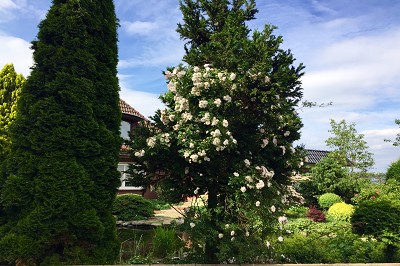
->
0 1 121 264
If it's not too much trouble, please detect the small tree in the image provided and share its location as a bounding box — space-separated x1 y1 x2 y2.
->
326 119 374 173
0 1 121 264
0 64 24 162
384 119 400 147
128 1 305 262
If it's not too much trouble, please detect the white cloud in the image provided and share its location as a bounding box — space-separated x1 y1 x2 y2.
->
0 33 33 76
118 38 184 68
0 0 18 9
119 75 164 118
121 20 158 35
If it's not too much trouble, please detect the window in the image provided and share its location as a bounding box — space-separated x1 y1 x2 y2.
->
118 163 142 190
121 120 131 140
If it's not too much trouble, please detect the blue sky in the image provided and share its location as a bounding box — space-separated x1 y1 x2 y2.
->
0 0 399 172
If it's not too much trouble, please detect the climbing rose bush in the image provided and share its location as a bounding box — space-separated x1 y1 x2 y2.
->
128 65 304 262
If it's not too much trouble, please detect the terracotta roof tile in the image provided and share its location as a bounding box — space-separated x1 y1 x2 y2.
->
120 99 147 120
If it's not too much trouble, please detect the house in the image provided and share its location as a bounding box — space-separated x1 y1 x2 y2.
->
118 99 147 195
301 149 330 173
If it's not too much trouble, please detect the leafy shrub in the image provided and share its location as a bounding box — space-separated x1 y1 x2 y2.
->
351 185 381 205
318 193 342 209
347 239 387 263
306 206 325 222
286 218 313 234
284 206 308 218
112 194 155 221
386 159 400 182
277 233 341 263
351 197 400 242
327 202 355 222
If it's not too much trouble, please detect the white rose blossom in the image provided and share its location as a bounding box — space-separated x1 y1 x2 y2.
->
244 159 251 167
278 236 284 242
270 205 276 213
214 98 222 107
284 131 290 137
198 100 208 108
146 137 156 148
212 138 221 146
222 119 229 127
229 73 236 81
218 233 224 239
256 180 265 189
190 222 196 228
134 150 145 157
223 95 232 102
240 186 247 193
245 175 253 182
211 117 219 126
261 138 269 148
256 201 261 207
278 216 288 225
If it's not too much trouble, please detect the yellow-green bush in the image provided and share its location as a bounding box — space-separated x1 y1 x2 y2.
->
318 193 343 209
327 202 355 222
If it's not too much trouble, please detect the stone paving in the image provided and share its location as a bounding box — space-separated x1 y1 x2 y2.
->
116 199 193 228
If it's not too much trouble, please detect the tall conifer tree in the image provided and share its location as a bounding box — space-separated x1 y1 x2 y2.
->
0 1 121 264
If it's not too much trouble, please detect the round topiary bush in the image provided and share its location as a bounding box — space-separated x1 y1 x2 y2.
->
386 159 400 182
327 202 355 222
318 193 343 209
112 194 155 221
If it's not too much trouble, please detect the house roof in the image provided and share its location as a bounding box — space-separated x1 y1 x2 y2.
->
120 99 147 120
305 149 330 164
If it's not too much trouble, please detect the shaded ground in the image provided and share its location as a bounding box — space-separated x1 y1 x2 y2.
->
116 198 195 228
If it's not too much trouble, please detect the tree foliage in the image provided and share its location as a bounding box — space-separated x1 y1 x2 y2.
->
128 0 305 263
384 119 400 147
0 64 24 161
326 119 374 172
386 159 400 182
0 1 121 264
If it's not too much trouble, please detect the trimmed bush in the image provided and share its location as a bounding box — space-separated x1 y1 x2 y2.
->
113 194 155 221
318 193 342 209
386 159 400 182
327 202 355 222
306 206 325 222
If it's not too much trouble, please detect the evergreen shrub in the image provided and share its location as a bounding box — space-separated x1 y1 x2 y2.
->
318 193 342 209
113 194 155 221
351 197 400 241
327 202 355 222
306 206 325 222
